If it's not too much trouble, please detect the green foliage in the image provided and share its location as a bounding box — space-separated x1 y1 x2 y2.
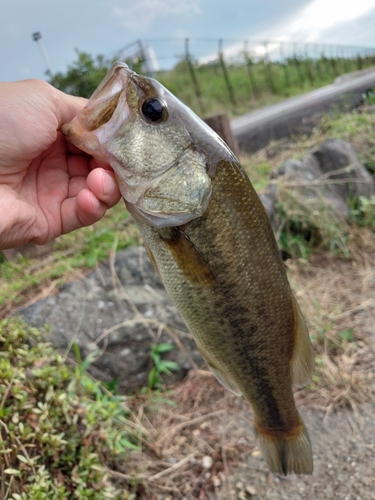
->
349 195 375 229
147 343 179 390
48 47 373 118
363 90 375 105
0 203 141 311
50 51 112 98
0 318 138 499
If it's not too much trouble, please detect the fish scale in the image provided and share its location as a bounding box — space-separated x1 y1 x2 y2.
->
62 61 315 475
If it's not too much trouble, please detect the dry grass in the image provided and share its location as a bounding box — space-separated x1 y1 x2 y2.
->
288 231 375 414
109 369 254 499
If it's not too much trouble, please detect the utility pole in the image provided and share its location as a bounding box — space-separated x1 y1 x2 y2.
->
32 32 54 77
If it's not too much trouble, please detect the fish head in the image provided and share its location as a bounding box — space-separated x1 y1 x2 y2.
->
62 61 232 228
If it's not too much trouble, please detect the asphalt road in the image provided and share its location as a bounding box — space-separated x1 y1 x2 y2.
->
231 67 375 153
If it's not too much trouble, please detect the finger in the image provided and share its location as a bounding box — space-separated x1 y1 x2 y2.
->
67 176 87 198
51 87 87 127
61 189 107 234
86 168 121 208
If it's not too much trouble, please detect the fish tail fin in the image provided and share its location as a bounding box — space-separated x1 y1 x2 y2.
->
254 419 313 475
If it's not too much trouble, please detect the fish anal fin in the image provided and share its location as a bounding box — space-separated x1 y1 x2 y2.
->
161 228 215 288
254 418 313 475
290 295 314 388
195 340 242 396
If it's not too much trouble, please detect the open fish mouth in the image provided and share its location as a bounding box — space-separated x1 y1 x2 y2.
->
61 62 134 159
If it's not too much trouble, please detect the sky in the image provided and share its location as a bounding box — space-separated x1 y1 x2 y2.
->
1 0 375 82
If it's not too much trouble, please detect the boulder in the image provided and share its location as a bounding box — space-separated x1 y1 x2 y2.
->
18 246 203 392
264 139 375 232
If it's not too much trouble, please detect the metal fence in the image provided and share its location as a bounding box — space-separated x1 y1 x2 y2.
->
114 38 375 116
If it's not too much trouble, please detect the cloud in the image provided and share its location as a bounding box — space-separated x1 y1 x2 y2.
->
271 0 375 42
112 0 201 33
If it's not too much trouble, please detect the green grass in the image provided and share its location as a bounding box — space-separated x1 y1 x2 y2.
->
156 56 371 118
0 203 141 316
0 318 139 499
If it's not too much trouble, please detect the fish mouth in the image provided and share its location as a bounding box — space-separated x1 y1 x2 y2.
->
76 62 134 132
61 62 134 157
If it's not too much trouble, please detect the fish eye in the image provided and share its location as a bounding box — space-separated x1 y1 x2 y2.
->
141 97 165 123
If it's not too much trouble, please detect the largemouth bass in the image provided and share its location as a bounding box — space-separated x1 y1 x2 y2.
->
62 62 314 475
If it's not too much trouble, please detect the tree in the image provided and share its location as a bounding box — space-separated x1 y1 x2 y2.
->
49 51 113 98
49 49 148 98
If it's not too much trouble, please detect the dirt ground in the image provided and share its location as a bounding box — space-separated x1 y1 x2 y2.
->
126 243 375 500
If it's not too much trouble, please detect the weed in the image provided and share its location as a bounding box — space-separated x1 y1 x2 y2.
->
147 343 179 390
0 317 139 499
349 195 375 229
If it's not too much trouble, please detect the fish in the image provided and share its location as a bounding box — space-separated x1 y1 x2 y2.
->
61 62 314 475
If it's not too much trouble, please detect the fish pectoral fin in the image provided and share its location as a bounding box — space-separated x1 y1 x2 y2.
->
161 228 215 287
144 243 161 277
290 295 314 388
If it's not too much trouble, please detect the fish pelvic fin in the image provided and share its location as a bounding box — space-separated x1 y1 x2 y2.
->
195 340 242 396
254 419 313 476
207 362 242 396
290 295 314 388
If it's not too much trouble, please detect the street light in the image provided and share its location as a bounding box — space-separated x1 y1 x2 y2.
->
32 32 54 77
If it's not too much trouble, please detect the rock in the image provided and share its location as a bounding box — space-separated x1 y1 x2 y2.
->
202 456 213 470
270 139 375 232
245 485 257 496
311 139 375 200
17 246 203 392
275 151 349 218
258 183 279 232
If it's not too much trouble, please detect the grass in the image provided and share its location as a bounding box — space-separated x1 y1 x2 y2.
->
0 203 141 318
0 317 139 499
156 56 372 118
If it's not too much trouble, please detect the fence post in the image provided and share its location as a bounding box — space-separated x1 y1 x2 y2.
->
304 44 314 84
330 45 338 76
185 38 205 115
204 113 240 157
279 42 290 94
243 40 259 100
264 42 276 93
293 42 304 88
314 44 323 80
218 39 237 108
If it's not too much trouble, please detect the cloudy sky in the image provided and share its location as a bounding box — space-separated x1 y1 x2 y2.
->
2 0 375 82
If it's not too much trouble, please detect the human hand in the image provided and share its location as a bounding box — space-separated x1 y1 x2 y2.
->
0 79 121 251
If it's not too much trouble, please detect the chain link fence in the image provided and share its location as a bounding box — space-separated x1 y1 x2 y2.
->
114 38 375 117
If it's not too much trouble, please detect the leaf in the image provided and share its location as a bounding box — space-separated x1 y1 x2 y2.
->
153 343 175 354
4 468 20 475
339 328 354 342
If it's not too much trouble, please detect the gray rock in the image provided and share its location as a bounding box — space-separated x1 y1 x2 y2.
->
18 246 203 392
311 139 375 200
270 139 375 231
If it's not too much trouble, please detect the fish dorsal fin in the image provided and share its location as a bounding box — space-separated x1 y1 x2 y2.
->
161 228 215 288
195 340 242 396
290 295 314 388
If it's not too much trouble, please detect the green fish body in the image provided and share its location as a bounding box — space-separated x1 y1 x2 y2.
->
62 62 314 475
